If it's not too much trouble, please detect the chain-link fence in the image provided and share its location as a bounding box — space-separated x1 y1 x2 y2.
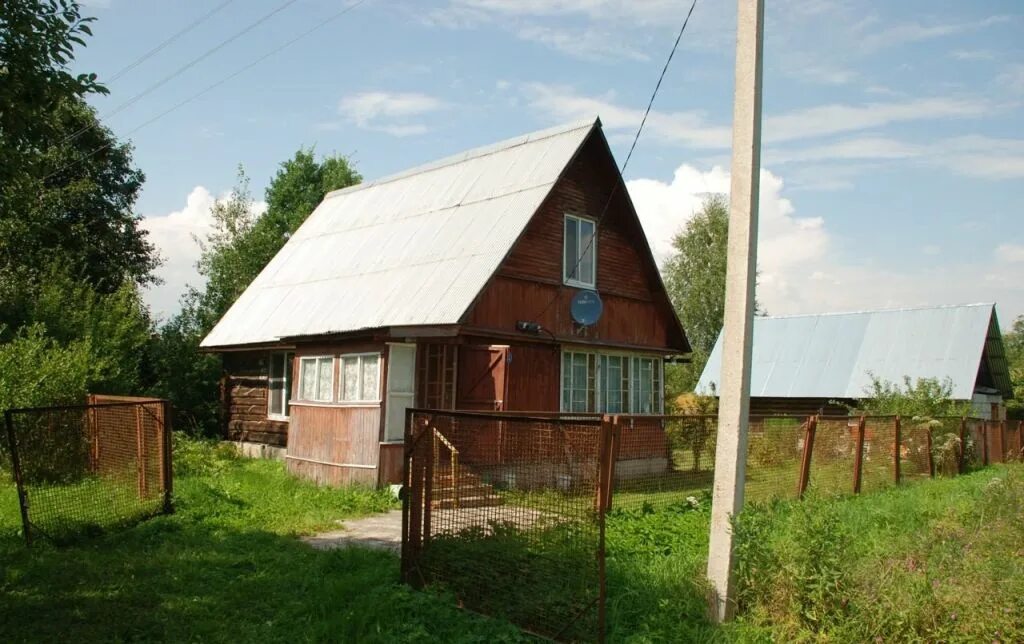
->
3 396 172 544
402 410 607 641
401 411 1021 641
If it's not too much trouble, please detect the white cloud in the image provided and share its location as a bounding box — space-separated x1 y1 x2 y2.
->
139 187 267 320
626 165 828 311
516 24 648 61
337 91 445 136
951 49 995 61
626 164 1024 321
524 83 992 146
857 15 1010 52
996 243 1024 263
997 64 1024 94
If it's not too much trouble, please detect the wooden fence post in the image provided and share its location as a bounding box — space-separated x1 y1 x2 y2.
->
926 425 935 478
982 422 990 466
958 417 967 473
161 400 173 514
998 420 1007 463
853 416 866 494
796 415 817 498
893 415 901 485
135 404 146 498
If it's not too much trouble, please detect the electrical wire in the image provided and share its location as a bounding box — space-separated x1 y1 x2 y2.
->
531 0 699 329
106 0 236 84
57 0 302 149
42 0 368 183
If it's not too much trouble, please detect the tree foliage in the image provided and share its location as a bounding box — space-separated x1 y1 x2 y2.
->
851 375 971 419
1 2 157 411
1004 315 1024 419
0 0 106 180
149 151 361 433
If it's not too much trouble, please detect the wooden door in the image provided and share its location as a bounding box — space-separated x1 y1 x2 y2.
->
456 346 509 411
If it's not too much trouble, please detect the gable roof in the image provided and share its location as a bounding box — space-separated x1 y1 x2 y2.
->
201 119 600 348
695 303 1012 400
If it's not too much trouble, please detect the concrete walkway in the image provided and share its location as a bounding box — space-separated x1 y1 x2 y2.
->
303 509 403 552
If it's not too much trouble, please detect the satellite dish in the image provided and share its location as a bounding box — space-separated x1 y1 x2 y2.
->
570 289 603 326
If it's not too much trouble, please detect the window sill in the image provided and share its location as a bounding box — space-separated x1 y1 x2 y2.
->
563 279 596 290
290 401 381 409
267 414 290 422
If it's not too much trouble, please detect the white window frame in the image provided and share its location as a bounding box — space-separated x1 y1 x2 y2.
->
339 352 382 405
560 349 664 415
563 214 597 288
267 351 294 420
298 356 335 403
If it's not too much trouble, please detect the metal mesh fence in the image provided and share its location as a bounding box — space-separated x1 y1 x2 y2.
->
402 410 606 641
4 397 172 544
401 411 1012 640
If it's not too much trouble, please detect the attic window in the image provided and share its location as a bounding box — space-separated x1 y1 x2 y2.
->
563 214 596 288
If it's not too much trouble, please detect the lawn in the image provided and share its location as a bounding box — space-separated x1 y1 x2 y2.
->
2 436 1021 642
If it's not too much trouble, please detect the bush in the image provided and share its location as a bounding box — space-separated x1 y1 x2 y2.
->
0 325 90 412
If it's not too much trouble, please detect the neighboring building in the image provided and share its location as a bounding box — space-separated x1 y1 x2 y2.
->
201 118 690 486
696 303 1013 419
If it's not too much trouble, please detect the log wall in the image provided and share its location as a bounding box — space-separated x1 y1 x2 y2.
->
222 351 289 446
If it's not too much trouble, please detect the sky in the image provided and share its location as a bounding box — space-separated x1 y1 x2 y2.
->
73 0 1024 327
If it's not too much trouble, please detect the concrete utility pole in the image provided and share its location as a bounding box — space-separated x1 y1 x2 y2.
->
706 0 764 623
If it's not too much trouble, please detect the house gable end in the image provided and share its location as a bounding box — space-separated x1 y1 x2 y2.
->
461 126 690 353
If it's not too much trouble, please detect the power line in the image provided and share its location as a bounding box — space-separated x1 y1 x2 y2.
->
532 0 699 327
107 0 236 84
58 0 302 149
43 0 369 183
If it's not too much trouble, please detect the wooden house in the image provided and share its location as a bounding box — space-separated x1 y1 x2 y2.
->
201 118 690 486
696 304 1013 419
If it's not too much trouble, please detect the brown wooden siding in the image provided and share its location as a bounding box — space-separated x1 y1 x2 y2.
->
285 404 381 485
378 443 404 486
505 343 561 412
222 352 288 446
464 131 687 352
750 397 852 417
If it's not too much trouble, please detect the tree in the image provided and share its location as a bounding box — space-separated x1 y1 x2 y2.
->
661 195 761 394
1 97 156 297
0 0 106 182
1004 315 1024 419
852 376 971 419
149 151 361 434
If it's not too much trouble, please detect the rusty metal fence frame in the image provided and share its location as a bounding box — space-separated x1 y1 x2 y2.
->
3 396 173 545
400 411 1023 641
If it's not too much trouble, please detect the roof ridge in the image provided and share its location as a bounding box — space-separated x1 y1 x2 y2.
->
323 117 599 200
760 302 995 321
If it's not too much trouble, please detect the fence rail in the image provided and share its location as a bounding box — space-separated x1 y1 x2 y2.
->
3 395 173 545
401 410 1022 641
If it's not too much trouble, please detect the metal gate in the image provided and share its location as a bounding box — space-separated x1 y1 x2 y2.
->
3 396 173 545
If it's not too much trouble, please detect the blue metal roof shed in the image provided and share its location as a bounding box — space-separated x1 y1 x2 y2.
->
696 303 1012 401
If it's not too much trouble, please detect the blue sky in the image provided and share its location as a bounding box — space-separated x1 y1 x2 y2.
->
74 0 1023 326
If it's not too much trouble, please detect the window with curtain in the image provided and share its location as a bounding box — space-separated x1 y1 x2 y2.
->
298 356 334 402
563 214 596 287
267 352 293 418
561 350 662 414
339 353 381 403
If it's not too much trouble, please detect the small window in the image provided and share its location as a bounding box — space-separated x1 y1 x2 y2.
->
299 356 334 402
268 352 294 418
563 214 596 287
340 353 381 403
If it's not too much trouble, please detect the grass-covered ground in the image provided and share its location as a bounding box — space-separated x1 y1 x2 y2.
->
2 437 1021 642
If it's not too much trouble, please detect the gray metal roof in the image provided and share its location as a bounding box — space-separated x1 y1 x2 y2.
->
201 118 599 348
696 303 1012 400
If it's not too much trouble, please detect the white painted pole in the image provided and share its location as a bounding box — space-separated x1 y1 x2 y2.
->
706 0 764 624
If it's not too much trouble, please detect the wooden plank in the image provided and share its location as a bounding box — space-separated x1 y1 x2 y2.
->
797 416 817 498
853 416 866 494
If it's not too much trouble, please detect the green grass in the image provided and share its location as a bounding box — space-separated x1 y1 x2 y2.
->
0 438 524 643
2 437 1021 643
